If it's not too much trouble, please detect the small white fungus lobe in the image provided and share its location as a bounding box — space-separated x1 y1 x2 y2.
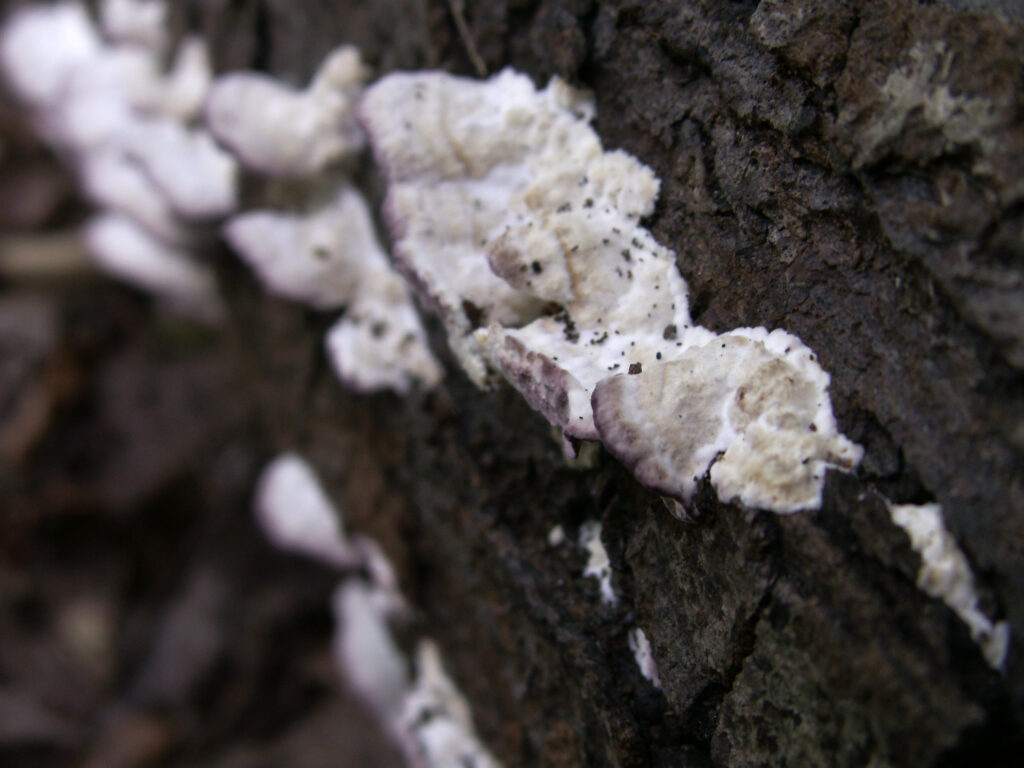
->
83 213 222 321
253 454 501 767
0 2 101 109
253 453 360 569
222 186 442 394
205 45 367 177
223 187 377 310
579 521 616 605
99 0 168 52
888 502 1010 669
592 329 863 513
118 118 237 220
333 581 411 724
396 640 502 768
627 627 662 690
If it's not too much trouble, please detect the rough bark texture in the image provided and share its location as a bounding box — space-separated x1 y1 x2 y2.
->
2 0 1023 766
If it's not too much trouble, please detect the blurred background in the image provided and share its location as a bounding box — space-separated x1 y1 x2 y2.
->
0 5 402 766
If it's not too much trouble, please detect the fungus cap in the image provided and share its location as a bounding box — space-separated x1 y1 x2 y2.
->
0 2 102 109
592 329 863 513
254 453 361 569
83 212 222 320
205 45 367 177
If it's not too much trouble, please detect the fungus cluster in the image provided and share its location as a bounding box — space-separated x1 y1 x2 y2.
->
1 0 440 395
205 45 366 178
255 454 502 768
358 68 861 515
1 0 233 317
2 0 1008 699
223 186 442 393
209 48 441 394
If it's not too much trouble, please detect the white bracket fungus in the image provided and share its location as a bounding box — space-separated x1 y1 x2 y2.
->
324 276 443 395
359 69 591 384
333 592 502 768
627 627 662 690
84 213 221 320
223 186 442 394
78 147 200 248
0 2 101 111
253 454 500 767
592 329 863 514
359 68 861 514
333 581 411 724
222 186 379 310
397 640 502 768
579 520 616 605
205 46 367 177
118 118 236 220
888 502 1010 669
253 453 362 569
99 0 167 53
1 1 233 317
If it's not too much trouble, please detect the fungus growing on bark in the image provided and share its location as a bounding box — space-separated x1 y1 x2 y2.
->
324 271 443 395
223 186 442 394
253 455 500 767
592 329 863 514
222 187 375 310
332 581 411 724
253 453 361 569
1 0 232 316
83 212 221 320
359 68 597 383
78 147 199 247
359 67 861 514
205 45 367 177
888 502 1010 669
0 2 101 111
397 640 503 768
627 627 662 690
579 521 616 605
99 0 167 52
118 118 237 220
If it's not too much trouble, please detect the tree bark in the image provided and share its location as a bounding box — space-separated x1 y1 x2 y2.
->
190 0 1024 765
5 0 1024 766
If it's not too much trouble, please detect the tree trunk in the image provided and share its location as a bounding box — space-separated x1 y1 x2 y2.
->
3 1 1023 766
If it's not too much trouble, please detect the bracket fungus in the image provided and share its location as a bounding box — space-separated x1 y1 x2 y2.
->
99 0 167 53
223 186 442 394
118 118 237 221
332 580 411 724
396 640 503 768
627 627 662 690
360 68 861 514
254 452 362 569
252 454 500 768
359 68 594 384
592 329 863 514
78 147 199 248
205 45 367 177
579 520 616 605
84 213 222 321
0 2 101 111
1 0 233 317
